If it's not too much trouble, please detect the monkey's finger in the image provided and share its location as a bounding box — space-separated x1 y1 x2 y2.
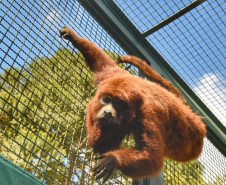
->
93 161 111 177
93 162 108 176
102 170 113 184
60 32 70 39
97 163 114 182
93 164 103 175
95 166 109 180
125 65 132 70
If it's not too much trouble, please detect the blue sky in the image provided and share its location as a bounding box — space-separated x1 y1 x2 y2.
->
115 0 226 125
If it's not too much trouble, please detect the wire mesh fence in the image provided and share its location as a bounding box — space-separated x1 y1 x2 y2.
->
0 0 225 185
114 0 226 126
145 0 226 126
114 0 196 33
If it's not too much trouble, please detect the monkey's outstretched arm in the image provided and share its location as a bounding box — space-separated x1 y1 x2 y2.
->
118 55 185 100
60 26 116 73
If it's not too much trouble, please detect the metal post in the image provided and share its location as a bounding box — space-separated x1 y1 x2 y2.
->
132 171 163 185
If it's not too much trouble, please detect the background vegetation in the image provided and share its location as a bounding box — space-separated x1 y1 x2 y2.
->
1 48 224 184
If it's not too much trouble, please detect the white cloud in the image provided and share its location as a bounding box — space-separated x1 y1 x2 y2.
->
199 138 226 183
47 11 59 22
193 73 226 183
193 73 226 125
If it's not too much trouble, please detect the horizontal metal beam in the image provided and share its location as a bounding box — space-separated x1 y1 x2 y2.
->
142 0 207 37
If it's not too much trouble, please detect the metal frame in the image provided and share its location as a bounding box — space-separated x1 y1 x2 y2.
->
78 0 225 156
141 0 207 37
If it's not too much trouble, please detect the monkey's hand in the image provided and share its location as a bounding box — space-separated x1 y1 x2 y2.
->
59 26 75 41
93 154 119 183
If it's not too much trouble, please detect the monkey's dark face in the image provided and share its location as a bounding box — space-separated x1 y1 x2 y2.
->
96 95 128 130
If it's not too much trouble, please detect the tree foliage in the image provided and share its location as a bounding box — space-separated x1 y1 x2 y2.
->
0 47 95 184
0 47 135 184
164 159 207 184
0 47 221 185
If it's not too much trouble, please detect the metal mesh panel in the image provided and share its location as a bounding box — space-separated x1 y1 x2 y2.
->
115 0 226 125
0 0 225 185
114 0 226 126
114 0 226 184
146 0 226 126
0 0 131 184
164 138 226 184
114 0 195 33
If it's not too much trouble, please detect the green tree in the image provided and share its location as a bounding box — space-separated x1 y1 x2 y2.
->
213 174 226 185
164 159 207 184
0 47 95 184
0 47 134 184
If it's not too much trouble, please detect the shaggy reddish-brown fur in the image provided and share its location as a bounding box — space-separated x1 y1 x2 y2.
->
117 56 185 101
60 26 206 181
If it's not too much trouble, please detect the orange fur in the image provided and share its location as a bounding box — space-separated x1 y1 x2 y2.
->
60 26 206 180
118 55 185 101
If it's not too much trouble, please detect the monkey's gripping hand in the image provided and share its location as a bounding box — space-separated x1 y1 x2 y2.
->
93 154 119 183
60 25 77 42
60 26 117 74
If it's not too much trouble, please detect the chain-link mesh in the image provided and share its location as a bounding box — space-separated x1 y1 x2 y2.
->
114 0 196 33
114 0 226 184
146 0 226 126
0 0 225 185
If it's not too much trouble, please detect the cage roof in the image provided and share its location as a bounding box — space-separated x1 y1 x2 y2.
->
113 0 226 126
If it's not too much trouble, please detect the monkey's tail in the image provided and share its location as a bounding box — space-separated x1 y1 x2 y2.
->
118 55 185 100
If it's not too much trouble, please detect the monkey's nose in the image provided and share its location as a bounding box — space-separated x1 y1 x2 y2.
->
104 111 112 118
98 111 113 125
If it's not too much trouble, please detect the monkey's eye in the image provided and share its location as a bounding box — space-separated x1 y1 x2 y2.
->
101 96 112 104
113 98 127 111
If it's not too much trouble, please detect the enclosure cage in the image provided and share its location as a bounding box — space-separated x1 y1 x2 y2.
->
0 0 225 185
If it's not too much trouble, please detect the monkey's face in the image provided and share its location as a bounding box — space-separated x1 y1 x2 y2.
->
96 95 128 130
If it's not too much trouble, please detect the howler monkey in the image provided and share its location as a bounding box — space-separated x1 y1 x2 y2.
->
60 26 206 183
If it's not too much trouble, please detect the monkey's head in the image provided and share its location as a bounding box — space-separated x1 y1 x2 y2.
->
94 76 142 131
96 95 128 130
